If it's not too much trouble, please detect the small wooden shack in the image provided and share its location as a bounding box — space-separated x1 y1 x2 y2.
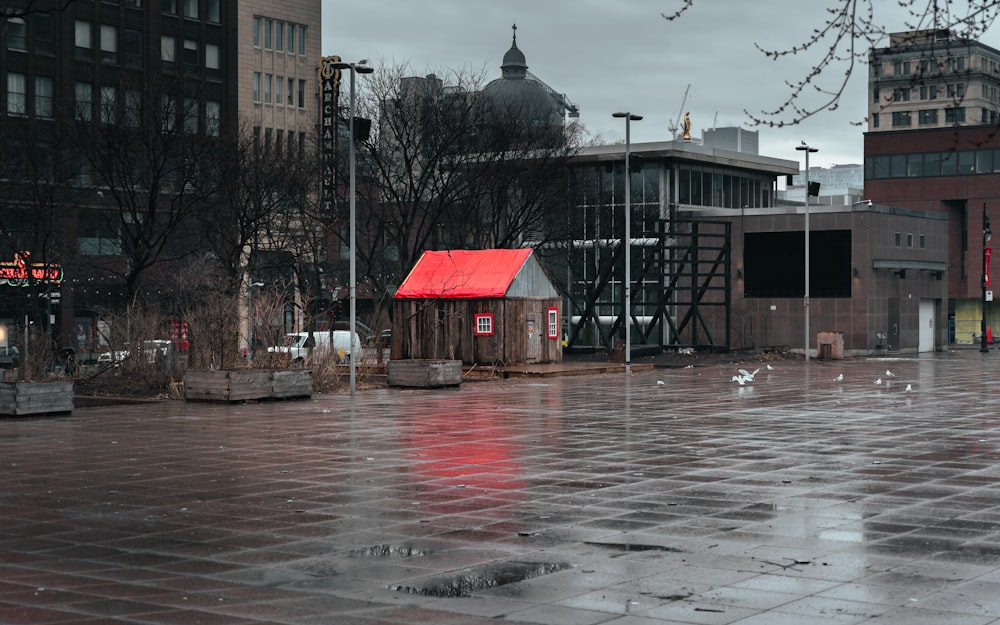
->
392 249 563 365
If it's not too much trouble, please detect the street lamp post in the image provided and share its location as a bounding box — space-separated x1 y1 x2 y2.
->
982 202 992 354
796 142 818 362
612 112 642 376
330 60 373 396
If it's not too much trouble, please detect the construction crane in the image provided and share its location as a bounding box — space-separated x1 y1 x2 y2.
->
526 70 580 118
667 84 691 139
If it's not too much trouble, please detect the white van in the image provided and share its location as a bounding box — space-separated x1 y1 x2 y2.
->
267 331 362 364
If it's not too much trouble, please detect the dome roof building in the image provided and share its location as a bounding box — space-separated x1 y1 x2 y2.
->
480 25 568 132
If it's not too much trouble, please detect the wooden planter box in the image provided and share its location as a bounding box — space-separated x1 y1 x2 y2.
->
184 369 312 402
388 359 462 388
0 381 74 416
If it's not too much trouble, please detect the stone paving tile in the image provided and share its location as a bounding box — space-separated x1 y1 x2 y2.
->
7 353 1000 623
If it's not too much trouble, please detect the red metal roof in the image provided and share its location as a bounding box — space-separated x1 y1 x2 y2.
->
394 249 534 299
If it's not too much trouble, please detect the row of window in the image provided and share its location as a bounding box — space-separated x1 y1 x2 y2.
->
881 56 967 77
876 82 966 103
64 20 221 77
252 16 307 55
865 147 1000 179
5 73 220 136
882 107 967 128
253 72 307 108
254 126 308 160
894 232 927 249
162 0 222 22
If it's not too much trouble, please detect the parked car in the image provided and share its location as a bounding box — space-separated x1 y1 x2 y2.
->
98 340 176 367
267 331 361 364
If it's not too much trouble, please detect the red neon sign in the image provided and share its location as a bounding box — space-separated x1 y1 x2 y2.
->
0 252 63 286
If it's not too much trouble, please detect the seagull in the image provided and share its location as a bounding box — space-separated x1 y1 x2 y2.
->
737 368 761 382
656 380 665 386
732 374 752 385
874 378 883 385
766 364 777 371
833 373 844 382
885 369 896 377
904 384 913 392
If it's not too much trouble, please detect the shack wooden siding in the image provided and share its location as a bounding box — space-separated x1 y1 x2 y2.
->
391 297 562 365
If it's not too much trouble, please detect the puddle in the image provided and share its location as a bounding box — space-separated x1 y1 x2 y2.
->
585 541 685 553
348 544 429 558
390 560 569 597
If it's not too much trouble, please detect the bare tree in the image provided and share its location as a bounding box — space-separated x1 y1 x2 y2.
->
324 62 582 308
663 0 1000 127
62 76 218 302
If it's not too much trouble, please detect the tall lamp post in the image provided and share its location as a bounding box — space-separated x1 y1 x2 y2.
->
330 59 373 396
982 201 992 353
612 111 642 376
796 142 818 362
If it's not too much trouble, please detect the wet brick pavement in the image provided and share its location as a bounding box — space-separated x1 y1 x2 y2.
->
5 352 1000 624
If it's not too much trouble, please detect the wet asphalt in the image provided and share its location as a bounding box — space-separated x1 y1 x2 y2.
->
4 351 1000 624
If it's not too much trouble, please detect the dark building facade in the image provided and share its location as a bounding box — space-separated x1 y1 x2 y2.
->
865 125 1000 344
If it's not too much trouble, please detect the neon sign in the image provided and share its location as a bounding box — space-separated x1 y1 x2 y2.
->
0 252 63 286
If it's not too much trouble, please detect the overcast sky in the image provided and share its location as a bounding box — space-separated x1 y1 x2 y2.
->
321 1 1000 169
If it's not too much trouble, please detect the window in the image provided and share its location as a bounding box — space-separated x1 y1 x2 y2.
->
206 0 219 22
946 107 966 123
287 23 294 53
474 313 494 336
892 87 910 102
125 29 142 68
34 77 53 118
100 24 117 64
183 97 198 134
872 87 879 103
253 72 261 102
161 35 176 70
263 18 272 49
252 16 260 46
298 79 305 107
6 73 26 115
275 129 283 153
205 43 220 79
125 90 141 127
918 109 938 125
907 233 914 248
298 25 306 54
184 0 197 19
183 39 198 71
160 95 176 132
7 18 26 50
919 234 926 249
872 112 879 128
163 0 177 14
100 86 116 125
547 307 559 339
275 76 282 105
287 78 294 105
275 21 284 50
34 14 53 54
75 20 92 59
891 111 912 127
206 100 220 135
78 212 122 256
75 82 92 120
264 73 272 103
894 61 911 75
894 232 901 247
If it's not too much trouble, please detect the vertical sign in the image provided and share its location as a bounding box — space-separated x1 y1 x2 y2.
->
318 56 341 217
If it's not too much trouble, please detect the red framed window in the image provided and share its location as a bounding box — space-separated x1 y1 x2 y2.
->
546 307 559 339
474 313 494 336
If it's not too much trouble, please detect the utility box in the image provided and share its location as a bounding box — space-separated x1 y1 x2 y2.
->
817 331 844 360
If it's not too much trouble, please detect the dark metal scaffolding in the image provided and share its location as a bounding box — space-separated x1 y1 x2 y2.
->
562 218 731 354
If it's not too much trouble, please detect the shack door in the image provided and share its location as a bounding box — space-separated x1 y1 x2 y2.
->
526 313 540 363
